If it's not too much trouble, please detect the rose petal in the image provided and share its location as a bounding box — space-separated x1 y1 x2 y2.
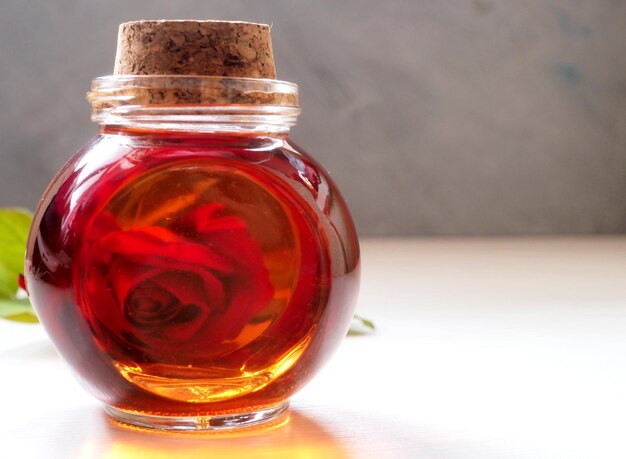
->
190 213 275 344
125 281 181 327
18 274 27 292
125 273 210 342
107 259 226 335
81 262 137 353
107 258 154 308
149 271 215 313
84 202 277 362
94 226 234 274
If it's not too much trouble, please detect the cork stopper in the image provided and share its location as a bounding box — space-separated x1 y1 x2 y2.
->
91 20 298 107
114 20 276 78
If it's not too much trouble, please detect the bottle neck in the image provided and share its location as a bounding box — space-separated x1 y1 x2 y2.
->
88 75 301 135
97 105 299 135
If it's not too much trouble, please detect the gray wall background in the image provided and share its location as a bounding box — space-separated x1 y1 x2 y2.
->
1 1 625 236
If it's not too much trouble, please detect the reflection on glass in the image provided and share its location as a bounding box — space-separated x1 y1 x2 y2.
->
77 409 349 459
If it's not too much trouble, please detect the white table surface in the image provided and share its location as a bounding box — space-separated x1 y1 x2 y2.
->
2 237 626 459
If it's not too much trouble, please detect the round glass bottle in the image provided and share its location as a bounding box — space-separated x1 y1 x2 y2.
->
25 74 360 430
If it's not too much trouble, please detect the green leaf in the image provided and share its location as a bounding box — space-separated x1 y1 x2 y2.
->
0 208 37 323
0 208 32 299
0 297 38 323
353 314 375 330
0 262 15 298
348 314 375 336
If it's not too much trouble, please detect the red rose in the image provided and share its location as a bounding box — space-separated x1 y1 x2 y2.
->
80 203 274 363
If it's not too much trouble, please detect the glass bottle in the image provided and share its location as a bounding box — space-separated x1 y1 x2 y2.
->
24 22 360 431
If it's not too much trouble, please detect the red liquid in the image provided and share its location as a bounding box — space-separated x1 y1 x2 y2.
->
26 129 359 415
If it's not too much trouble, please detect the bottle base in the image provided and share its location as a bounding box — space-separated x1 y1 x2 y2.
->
104 401 289 431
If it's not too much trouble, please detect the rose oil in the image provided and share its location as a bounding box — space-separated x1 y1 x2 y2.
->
25 20 359 430
27 129 359 418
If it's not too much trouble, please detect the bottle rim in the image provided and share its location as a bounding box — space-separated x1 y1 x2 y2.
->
87 75 301 133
